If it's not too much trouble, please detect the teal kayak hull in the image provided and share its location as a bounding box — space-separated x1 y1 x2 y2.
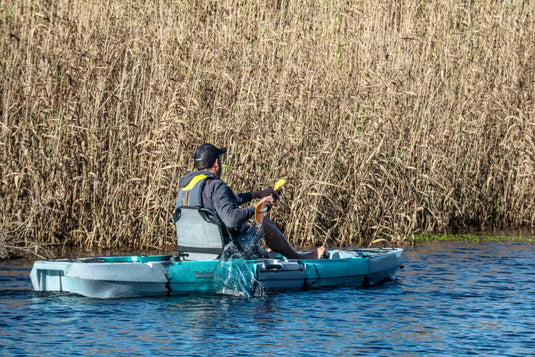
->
30 248 403 298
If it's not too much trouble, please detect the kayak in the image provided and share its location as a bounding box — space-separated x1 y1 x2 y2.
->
30 247 403 298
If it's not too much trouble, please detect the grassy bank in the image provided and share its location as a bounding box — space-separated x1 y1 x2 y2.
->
415 233 535 243
1 0 534 259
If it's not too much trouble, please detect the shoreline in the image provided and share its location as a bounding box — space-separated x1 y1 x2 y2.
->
414 234 535 243
3 233 535 262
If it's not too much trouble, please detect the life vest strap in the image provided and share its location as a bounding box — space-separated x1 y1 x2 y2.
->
182 174 208 191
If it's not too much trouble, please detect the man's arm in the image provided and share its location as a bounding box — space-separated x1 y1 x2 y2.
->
211 182 255 229
236 188 279 205
235 192 253 205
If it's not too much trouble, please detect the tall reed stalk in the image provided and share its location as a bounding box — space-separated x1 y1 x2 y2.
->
1 0 534 258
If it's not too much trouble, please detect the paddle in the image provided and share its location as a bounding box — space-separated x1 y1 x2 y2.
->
255 179 286 225
273 178 287 192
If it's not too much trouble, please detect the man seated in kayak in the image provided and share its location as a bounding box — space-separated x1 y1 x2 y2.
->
176 143 325 259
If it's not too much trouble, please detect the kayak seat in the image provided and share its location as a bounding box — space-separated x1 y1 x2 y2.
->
173 207 229 260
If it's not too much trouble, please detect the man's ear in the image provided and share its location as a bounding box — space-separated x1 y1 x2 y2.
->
212 158 220 171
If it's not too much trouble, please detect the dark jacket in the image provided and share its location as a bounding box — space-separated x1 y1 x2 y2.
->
176 171 255 233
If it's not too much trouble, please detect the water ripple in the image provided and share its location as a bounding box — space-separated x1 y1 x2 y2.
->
1 242 534 356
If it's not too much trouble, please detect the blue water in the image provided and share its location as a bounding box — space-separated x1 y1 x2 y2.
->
1 242 534 356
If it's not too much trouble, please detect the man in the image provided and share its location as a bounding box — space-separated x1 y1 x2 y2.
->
175 143 325 259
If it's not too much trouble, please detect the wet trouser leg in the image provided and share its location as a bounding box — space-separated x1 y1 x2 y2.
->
261 217 301 259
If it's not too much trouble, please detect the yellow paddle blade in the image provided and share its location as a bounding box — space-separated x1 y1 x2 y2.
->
274 179 287 190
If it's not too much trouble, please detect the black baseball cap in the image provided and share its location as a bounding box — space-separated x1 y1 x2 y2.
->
194 143 227 170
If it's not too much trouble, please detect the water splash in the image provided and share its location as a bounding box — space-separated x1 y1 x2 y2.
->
212 242 265 299
231 223 269 259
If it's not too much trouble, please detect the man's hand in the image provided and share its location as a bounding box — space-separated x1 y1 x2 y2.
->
253 188 280 202
259 195 277 209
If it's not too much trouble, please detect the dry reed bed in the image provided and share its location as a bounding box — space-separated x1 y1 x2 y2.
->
1 0 534 258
